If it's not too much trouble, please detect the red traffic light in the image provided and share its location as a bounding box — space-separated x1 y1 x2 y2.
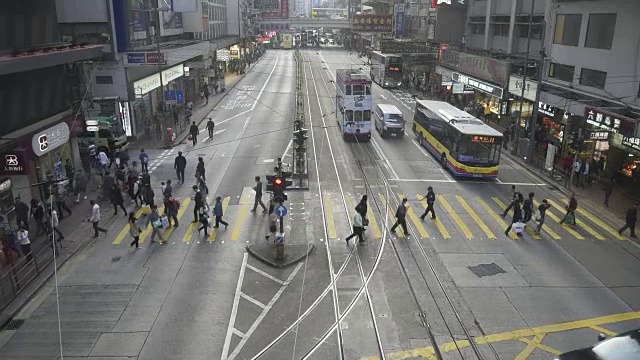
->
274 178 283 186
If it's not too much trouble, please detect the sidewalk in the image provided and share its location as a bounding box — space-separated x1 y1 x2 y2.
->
404 86 634 228
130 68 250 151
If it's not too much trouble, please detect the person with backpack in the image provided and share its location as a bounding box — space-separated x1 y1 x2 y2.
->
192 185 205 223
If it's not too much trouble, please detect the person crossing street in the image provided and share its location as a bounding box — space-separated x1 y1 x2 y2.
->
88 200 107 238
522 192 534 223
189 121 199 145
619 204 638 238
192 185 205 223
139 149 149 173
390 198 409 237
206 118 215 139
345 207 364 244
213 196 229 229
174 151 187 184
420 187 436 220
251 176 267 213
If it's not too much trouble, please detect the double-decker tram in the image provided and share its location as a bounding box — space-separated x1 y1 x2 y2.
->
413 100 503 178
370 51 403 88
335 69 373 141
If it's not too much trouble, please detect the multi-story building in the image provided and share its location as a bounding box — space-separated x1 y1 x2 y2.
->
405 0 466 44
0 0 103 202
55 0 241 140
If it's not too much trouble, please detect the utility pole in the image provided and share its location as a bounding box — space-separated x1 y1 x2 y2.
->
511 0 535 157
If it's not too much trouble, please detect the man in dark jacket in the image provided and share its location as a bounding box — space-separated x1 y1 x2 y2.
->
189 121 199 145
192 185 204 223
14 197 30 229
420 187 436 220
619 204 637 238
390 198 409 237
174 151 187 184
206 118 215 139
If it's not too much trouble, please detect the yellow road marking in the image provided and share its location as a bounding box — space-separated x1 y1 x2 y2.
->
515 334 544 360
590 325 617 337
183 220 198 244
530 200 583 240
366 202 382 238
139 205 165 244
547 199 602 240
397 194 429 239
438 195 473 239
477 197 518 240
324 195 338 239
417 195 451 239
361 311 640 360
491 197 542 240
113 207 146 245
560 198 625 240
519 335 562 356
208 197 230 241
163 198 191 240
231 204 251 241
456 195 495 239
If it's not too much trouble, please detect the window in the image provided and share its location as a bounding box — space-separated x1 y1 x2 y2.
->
518 24 542 39
470 24 485 35
352 84 364 96
554 14 582 46
585 13 616 50
354 110 362 122
492 24 509 36
580 68 607 89
346 85 352 95
549 62 575 83
363 110 371 122
95 76 113 85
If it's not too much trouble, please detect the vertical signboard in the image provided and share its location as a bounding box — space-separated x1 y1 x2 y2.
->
395 4 405 38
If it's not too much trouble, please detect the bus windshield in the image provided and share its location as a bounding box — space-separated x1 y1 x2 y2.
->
111 120 125 138
457 135 501 164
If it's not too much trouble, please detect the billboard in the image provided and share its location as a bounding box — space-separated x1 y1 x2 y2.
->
261 0 288 19
395 4 404 37
159 10 183 36
439 48 510 87
352 14 393 33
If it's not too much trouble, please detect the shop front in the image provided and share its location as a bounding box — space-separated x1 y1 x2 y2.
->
451 71 507 120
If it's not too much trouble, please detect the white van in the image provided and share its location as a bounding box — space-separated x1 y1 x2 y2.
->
374 104 405 138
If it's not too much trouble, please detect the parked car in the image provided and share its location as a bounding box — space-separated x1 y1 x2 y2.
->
555 328 640 359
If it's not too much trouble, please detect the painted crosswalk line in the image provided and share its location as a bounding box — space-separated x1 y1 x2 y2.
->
491 197 542 240
476 197 519 240
546 199 604 240
113 207 147 245
438 195 473 239
532 200 584 240
208 197 231 241
560 198 625 240
456 195 496 239
231 204 251 241
324 194 338 239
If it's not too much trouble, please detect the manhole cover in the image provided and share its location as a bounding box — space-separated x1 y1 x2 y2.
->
111 256 121 262
468 263 506 278
4 319 25 330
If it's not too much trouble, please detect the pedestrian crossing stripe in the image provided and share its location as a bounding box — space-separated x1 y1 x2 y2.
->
398 194 429 238
438 195 473 239
519 199 561 240
366 200 383 238
140 205 165 244
208 197 230 241
417 195 451 239
231 203 251 241
559 198 625 240
162 198 191 240
112 207 147 245
532 200 584 240
457 195 496 239
491 197 542 240
546 199 604 240
324 194 338 239
476 197 519 240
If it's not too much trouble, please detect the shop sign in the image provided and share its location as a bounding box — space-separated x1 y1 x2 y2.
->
133 64 185 97
31 122 70 157
352 15 393 33
622 136 640 151
119 101 132 137
145 53 166 65
126 53 146 64
585 108 622 133
452 83 473 94
217 49 230 61
0 179 11 192
589 131 609 140
0 153 27 175
538 101 555 117
380 40 431 54
452 72 504 98
162 64 184 84
440 49 510 86
509 75 537 102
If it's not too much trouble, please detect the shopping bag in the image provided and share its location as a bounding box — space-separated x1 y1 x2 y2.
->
152 219 163 229
564 211 576 225
161 216 169 229
533 210 541 222
511 222 525 233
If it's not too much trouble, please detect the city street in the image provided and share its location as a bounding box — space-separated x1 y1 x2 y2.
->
2 48 640 360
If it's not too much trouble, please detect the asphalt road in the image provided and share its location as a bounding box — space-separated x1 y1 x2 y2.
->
1 48 640 360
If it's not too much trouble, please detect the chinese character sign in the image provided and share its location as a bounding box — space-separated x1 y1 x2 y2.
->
352 15 393 33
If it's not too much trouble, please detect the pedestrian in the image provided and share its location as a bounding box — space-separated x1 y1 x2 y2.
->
143 185 155 208
192 185 205 223
49 208 65 243
251 176 267 213
420 187 436 220
355 195 369 230
603 177 615 207
573 158 581 187
204 85 210 105
505 200 523 236
54 184 72 218
14 197 29 230
30 198 47 235
390 198 409 237
139 149 149 173
174 151 187 184
522 192 534 222
265 204 277 241
102 170 115 199
197 207 210 237
88 200 107 238
74 170 87 202
213 195 229 229
206 118 215 139
16 226 33 263
189 121 199 145
109 184 127 215
147 205 164 244
502 185 522 218
582 159 590 187
129 212 142 248
535 200 551 235
345 207 365 244
196 157 206 181
167 196 180 227
560 193 578 225
619 204 638 238
65 159 74 192
98 149 109 174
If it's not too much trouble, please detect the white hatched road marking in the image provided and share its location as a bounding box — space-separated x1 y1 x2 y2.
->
240 292 267 309
245 263 285 285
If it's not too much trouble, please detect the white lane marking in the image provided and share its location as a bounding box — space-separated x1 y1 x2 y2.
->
263 158 274 163
391 178 546 185
246 263 284 285
236 117 251 140
411 139 453 180
379 94 387 100
371 137 399 179
221 253 248 360
228 263 303 360
232 328 246 339
282 139 293 158
240 292 267 309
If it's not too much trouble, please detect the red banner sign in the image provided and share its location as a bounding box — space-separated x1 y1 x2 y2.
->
351 15 393 33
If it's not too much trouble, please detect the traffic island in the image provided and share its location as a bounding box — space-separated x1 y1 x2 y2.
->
246 243 315 269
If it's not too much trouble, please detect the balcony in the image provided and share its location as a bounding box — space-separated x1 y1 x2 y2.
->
0 43 104 76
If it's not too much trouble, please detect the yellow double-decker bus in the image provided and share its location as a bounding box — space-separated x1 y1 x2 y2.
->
412 100 503 178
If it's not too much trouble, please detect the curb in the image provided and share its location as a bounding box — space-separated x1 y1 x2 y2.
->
246 243 315 269
0 211 120 329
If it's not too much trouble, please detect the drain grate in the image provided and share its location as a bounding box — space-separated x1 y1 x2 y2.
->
468 263 506 278
111 256 121 262
4 319 25 330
